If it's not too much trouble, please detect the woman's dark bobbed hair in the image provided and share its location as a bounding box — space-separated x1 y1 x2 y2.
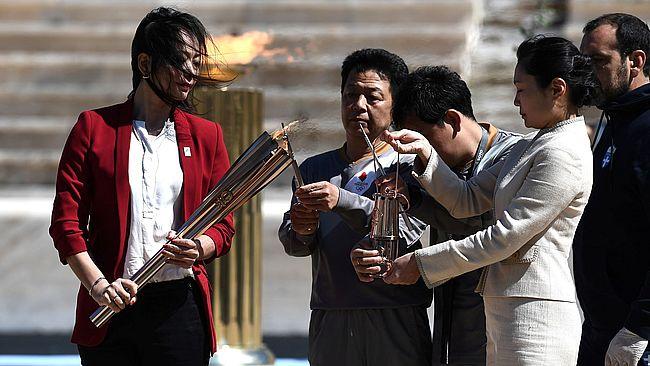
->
130 7 224 112
516 35 600 108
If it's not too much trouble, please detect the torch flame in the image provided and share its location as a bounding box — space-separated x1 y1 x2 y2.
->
204 31 295 80
271 118 307 141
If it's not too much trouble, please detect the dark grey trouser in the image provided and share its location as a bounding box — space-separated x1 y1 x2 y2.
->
432 269 486 366
309 306 432 366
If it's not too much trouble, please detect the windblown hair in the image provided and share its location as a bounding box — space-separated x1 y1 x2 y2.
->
130 7 225 112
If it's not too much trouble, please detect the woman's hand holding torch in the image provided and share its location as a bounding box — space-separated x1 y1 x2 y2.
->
89 278 138 314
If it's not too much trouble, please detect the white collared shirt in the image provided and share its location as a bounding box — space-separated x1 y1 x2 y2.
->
122 119 192 282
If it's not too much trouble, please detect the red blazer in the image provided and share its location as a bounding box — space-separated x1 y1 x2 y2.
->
49 99 235 352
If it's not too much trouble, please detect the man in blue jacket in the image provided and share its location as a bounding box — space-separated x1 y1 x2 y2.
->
278 48 433 366
574 12 650 366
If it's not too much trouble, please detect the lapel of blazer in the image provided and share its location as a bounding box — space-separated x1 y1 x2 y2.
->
114 99 134 278
173 108 199 220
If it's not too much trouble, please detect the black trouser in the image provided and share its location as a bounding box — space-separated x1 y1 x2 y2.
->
432 269 486 366
308 306 432 366
578 321 650 366
78 277 210 366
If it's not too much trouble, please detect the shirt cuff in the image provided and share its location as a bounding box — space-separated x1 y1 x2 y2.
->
413 244 454 289
411 147 439 183
414 249 434 288
55 235 88 265
335 188 356 211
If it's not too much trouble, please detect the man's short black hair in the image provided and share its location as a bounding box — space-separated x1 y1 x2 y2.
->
583 13 650 76
392 65 476 128
340 48 408 99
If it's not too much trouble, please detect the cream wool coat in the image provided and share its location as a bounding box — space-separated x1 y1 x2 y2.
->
413 116 592 302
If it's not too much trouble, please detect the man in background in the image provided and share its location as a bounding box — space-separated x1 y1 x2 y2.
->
279 48 432 366
574 12 650 366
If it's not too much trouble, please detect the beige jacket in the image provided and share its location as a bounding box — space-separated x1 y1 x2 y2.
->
413 117 592 302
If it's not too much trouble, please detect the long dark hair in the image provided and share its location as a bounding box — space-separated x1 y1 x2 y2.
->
130 7 225 112
517 35 599 108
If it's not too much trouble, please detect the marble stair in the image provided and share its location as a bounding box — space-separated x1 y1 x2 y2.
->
0 0 480 185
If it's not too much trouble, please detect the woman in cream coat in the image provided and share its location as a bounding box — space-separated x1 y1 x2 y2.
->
379 36 598 364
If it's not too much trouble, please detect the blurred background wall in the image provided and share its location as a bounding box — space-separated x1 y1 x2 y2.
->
0 0 648 357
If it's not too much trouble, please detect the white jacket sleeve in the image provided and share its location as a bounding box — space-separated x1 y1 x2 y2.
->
412 148 503 219
414 147 583 285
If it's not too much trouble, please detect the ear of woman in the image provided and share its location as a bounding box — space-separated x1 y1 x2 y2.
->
550 77 568 100
138 53 151 77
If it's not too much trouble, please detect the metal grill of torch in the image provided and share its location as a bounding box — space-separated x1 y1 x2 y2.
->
90 132 293 328
370 194 400 242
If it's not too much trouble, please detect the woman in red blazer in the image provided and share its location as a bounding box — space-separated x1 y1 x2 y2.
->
49 7 234 365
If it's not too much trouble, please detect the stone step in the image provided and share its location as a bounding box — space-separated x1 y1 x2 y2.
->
568 1 650 25
0 21 469 56
0 86 360 121
468 23 521 84
0 115 344 152
0 0 480 186
0 118 72 150
0 149 60 185
481 0 539 27
0 0 475 26
542 1 650 50
0 51 462 91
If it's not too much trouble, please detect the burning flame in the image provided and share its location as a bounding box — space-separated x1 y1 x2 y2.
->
203 31 295 80
271 118 306 141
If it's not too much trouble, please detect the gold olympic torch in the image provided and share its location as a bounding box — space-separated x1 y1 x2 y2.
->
90 124 299 328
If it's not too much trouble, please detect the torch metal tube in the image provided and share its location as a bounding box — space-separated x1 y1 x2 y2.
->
90 208 226 327
90 130 295 328
282 123 304 188
358 124 413 230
